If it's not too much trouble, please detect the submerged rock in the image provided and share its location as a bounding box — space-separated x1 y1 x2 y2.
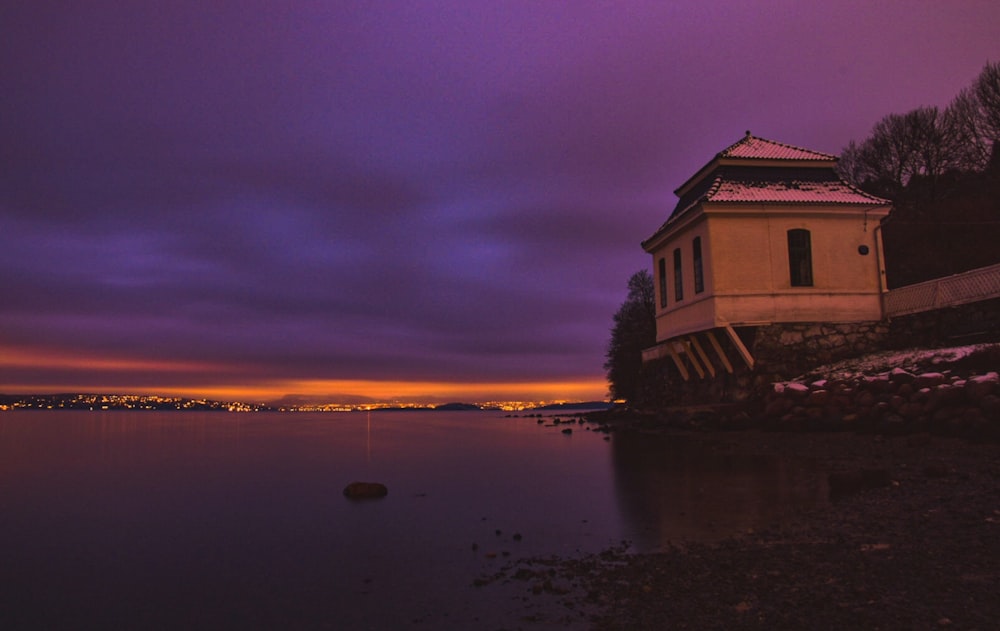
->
343 481 388 499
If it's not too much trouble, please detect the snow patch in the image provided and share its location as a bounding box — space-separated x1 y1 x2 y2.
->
795 343 998 382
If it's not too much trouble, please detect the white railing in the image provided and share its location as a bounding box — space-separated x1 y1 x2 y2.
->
884 262 1000 317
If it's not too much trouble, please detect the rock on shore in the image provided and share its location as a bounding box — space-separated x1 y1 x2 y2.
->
342 481 388 499
589 345 1000 441
762 367 1000 439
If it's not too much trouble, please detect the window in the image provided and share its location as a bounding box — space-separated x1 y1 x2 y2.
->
788 229 813 287
673 248 683 301
658 258 667 308
692 237 704 294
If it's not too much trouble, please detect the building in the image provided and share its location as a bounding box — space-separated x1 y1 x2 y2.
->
640 132 891 390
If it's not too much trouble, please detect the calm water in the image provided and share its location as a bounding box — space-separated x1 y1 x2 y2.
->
0 410 826 630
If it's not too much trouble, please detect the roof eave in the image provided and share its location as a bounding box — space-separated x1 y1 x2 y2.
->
641 204 705 252
673 156 839 199
702 200 892 212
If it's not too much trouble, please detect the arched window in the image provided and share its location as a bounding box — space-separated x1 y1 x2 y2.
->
658 258 668 308
673 248 684 301
692 237 704 294
787 229 813 287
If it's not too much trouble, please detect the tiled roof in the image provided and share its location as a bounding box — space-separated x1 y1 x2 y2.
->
642 133 892 250
643 163 891 250
667 174 889 220
719 132 837 161
705 177 888 204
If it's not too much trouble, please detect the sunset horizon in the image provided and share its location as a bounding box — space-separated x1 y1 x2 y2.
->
0 343 608 405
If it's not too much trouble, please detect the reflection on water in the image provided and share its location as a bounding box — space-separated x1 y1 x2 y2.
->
0 411 828 629
0 410 620 630
612 431 828 549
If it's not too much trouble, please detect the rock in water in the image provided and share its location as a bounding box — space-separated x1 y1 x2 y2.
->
343 481 388 499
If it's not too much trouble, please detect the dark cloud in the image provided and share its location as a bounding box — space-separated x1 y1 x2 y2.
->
3 1 999 399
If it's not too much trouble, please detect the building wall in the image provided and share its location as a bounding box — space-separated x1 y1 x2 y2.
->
707 207 884 295
650 216 713 339
649 205 887 343
712 292 884 325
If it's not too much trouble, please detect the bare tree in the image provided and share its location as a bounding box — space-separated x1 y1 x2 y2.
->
841 106 965 199
837 139 871 187
949 87 993 171
974 60 1000 158
948 61 1000 171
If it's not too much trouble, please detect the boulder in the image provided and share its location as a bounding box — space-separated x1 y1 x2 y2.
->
854 389 876 408
914 372 948 389
889 368 916 385
343 481 389 499
806 389 830 407
927 383 966 412
965 372 999 402
785 382 810 399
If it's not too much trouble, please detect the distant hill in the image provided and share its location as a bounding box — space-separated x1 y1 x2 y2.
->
432 402 482 411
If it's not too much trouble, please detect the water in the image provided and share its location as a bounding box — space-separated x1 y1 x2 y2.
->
0 410 827 630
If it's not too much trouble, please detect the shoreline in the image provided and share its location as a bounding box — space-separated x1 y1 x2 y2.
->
483 421 1000 629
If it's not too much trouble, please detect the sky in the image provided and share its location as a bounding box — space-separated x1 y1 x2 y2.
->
2 1 999 405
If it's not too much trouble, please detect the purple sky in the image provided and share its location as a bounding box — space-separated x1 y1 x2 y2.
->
2 1 999 403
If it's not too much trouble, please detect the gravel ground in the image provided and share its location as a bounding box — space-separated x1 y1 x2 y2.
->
483 430 1000 630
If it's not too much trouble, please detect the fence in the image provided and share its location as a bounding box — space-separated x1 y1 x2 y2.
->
884 262 1000 318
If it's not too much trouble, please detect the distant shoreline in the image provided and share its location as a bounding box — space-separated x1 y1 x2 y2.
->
0 393 614 414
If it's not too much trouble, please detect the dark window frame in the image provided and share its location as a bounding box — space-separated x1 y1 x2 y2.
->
658 257 668 308
673 248 684 301
692 236 704 294
788 229 814 287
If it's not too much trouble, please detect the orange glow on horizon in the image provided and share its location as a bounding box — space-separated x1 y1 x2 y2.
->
0 345 228 373
104 378 607 404
0 345 608 404
0 379 608 405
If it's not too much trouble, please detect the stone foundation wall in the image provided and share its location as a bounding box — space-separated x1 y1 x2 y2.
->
751 321 889 382
633 321 889 411
634 356 754 410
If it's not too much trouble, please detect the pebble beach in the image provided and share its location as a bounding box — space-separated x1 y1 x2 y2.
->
483 428 999 630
